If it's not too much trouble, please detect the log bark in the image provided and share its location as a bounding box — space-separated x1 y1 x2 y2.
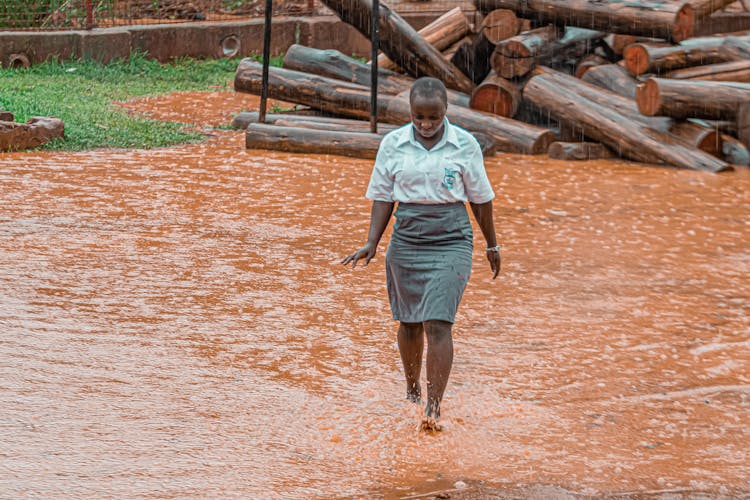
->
720 35 750 60
282 45 470 106
548 141 613 160
691 0 741 19
234 59 554 154
623 41 741 76
491 26 559 79
319 0 474 93
283 44 413 95
375 7 471 72
473 0 696 42
636 77 750 119
694 12 750 36
665 59 750 81
575 54 610 78
236 112 496 156
492 26 603 78
232 111 399 132
0 117 64 152
581 63 641 98
469 71 523 117
246 123 383 159
539 66 721 151
523 68 730 171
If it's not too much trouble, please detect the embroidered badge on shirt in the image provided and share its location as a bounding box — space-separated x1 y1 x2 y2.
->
443 168 458 190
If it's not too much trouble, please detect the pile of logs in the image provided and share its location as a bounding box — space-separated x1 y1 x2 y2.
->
232 0 750 172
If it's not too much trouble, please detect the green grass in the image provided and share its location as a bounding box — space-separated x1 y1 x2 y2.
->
0 52 280 151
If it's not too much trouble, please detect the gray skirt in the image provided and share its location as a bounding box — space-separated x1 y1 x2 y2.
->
385 202 473 324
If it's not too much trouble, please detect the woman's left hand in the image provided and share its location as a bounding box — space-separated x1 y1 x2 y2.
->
486 249 501 279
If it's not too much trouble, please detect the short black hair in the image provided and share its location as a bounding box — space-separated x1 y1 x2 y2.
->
409 77 448 106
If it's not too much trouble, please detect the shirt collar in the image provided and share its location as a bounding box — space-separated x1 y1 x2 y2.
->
397 117 459 150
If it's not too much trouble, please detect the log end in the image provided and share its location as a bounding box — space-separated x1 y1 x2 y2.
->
469 84 518 117
636 79 661 116
623 44 650 76
482 9 519 45
672 4 695 43
699 130 722 156
532 129 556 155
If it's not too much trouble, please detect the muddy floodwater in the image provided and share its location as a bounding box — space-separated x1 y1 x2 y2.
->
1 92 749 498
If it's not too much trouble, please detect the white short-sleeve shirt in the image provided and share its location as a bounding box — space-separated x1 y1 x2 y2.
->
365 118 495 204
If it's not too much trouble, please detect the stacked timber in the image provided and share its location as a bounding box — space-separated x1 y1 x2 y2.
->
229 0 749 170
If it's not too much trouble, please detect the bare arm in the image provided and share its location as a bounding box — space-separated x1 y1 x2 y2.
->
341 200 395 268
470 200 501 279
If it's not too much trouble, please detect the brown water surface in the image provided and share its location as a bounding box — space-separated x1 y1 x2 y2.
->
1 92 748 498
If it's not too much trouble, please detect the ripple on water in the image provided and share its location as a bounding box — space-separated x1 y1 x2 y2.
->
0 136 748 497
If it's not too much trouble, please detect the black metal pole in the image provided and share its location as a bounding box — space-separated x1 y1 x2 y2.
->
259 0 273 124
370 0 379 134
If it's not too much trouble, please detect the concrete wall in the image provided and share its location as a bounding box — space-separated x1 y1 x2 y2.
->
0 14 439 67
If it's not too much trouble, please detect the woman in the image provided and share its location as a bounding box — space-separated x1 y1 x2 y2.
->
342 77 500 431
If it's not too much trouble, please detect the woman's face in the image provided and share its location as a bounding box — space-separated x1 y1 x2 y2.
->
410 94 447 141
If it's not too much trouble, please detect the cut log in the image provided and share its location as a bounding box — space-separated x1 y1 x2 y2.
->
0 117 64 152
283 44 412 95
636 77 750 119
491 26 560 79
691 0 741 19
604 34 667 56
623 41 741 76
522 68 731 171
581 63 641 98
246 123 383 159
375 7 471 72
720 35 750 60
665 59 750 81
319 0 474 93
232 111 399 132
282 45 470 106
492 26 604 78
694 11 750 36
575 54 610 78
469 71 524 117
234 59 554 154
548 141 613 160
235 113 500 156
473 0 696 42
668 121 722 154
538 66 721 152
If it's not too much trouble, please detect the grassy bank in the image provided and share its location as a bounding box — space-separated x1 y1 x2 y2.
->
0 53 279 151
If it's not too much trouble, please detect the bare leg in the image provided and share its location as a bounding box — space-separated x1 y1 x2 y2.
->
397 321 424 403
423 320 453 420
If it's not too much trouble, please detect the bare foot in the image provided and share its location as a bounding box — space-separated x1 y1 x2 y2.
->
406 392 422 404
418 416 442 433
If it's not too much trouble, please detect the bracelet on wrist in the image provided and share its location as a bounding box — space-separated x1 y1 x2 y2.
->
486 245 500 252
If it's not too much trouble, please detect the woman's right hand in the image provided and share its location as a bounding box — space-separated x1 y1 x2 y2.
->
341 242 376 268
